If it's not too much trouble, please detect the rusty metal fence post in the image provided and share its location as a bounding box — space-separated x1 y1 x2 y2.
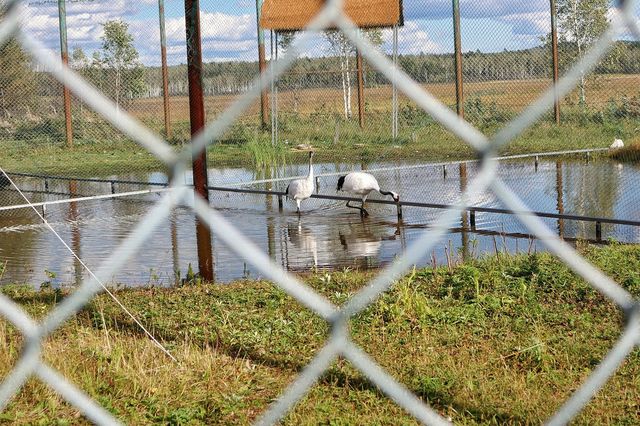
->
57 0 73 147
184 0 214 281
256 0 269 129
550 0 561 124
452 0 464 118
159 0 172 139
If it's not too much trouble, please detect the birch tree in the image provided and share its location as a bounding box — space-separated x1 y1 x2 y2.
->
324 29 382 119
99 20 145 109
556 0 608 104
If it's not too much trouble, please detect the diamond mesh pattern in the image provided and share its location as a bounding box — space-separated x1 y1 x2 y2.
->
0 0 638 424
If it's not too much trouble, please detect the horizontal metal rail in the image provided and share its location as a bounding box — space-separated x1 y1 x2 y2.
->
4 171 170 187
206 185 640 228
0 188 170 212
2 178 635 231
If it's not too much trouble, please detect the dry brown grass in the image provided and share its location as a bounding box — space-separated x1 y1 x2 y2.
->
127 74 640 121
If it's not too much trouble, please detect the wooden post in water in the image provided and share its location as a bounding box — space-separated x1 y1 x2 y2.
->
68 180 82 286
459 163 469 260
184 0 214 282
556 161 564 237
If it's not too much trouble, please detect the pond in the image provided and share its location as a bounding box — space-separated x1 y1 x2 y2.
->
1 155 638 287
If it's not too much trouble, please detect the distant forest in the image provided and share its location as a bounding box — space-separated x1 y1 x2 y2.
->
140 41 640 97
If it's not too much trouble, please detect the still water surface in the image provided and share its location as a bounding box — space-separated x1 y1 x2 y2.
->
1 157 638 287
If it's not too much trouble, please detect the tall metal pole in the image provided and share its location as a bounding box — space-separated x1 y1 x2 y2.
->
392 25 398 139
184 0 214 282
452 0 464 118
550 0 561 124
256 0 269 129
159 0 172 139
57 0 73 147
356 48 365 128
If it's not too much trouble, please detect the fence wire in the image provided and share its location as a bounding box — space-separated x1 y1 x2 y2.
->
0 0 639 424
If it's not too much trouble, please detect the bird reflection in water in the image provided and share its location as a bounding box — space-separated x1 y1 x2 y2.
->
338 219 401 262
287 218 318 268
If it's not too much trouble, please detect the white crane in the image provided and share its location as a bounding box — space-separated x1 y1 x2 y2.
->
286 151 315 214
336 172 399 216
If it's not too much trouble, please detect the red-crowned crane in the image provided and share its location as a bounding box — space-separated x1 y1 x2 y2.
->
286 151 315 214
336 171 399 216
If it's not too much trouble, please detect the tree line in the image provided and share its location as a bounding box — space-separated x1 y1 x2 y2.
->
139 41 639 96
2 0 640 121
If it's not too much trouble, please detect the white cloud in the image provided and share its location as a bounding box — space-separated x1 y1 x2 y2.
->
383 21 443 54
501 11 550 36
20 2 258 66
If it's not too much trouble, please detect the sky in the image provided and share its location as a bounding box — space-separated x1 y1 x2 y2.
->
19 0 639 67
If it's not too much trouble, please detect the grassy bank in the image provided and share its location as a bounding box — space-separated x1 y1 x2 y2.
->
610 140 640 162
1 118 638 176
1 243 639 424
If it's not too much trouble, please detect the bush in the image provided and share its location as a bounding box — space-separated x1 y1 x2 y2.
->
463 97 514 128
13 118 65 144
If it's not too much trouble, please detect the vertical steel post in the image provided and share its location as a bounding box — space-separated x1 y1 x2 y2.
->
185 0 214 282
452 0 464 118
356 48 365 128
57 0 73 147
256 0 269 128
550 0 561 124
391 25 398 139
159 0 172 139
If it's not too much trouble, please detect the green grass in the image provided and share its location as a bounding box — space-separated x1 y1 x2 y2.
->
609 138 640 162
1 243 639 424
1 117 638 177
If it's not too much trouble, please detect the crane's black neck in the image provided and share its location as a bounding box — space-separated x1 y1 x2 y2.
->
379 189 394 198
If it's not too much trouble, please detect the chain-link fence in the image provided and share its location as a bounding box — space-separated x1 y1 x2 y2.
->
0 0 639 424
1 0 638 170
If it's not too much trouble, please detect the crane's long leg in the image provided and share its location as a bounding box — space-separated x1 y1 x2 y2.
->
346 201 368 216
361 194 369 217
